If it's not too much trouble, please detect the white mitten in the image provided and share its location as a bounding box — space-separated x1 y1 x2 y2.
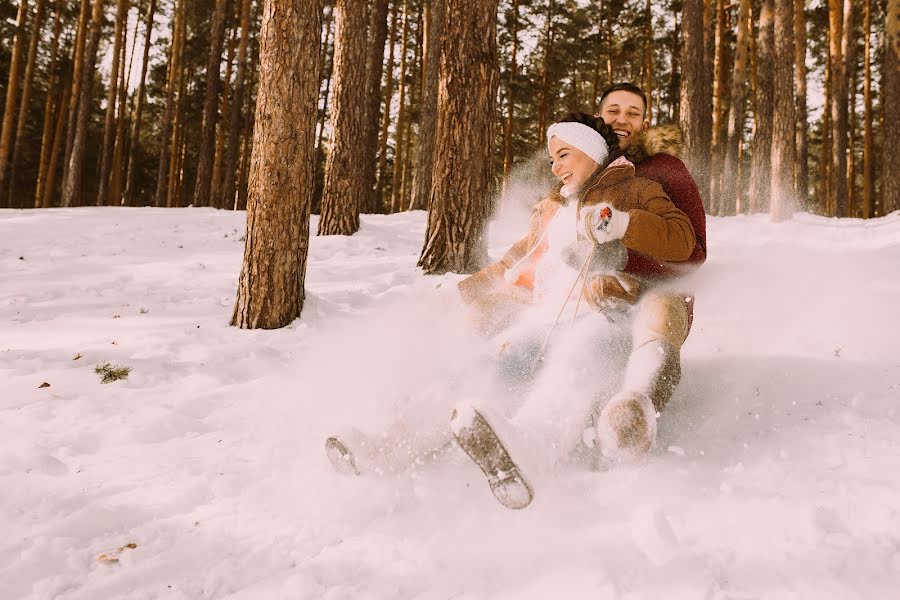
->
580 203 630 244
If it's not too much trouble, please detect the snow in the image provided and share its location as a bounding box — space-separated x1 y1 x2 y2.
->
2 206 900 599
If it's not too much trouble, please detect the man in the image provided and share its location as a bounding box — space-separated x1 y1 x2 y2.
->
587 81 707 459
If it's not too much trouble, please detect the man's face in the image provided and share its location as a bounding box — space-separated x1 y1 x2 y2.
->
598 90 649 149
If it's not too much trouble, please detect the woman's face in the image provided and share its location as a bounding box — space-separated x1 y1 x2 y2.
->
548 136 599 192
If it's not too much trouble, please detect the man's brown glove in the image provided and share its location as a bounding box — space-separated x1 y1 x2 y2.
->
582 272 642 312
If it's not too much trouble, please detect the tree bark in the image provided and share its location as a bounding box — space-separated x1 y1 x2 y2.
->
8 0 47 207
418 0 498 274
709 0 728 215
793 0 808 209
862 0 873 218
748 0 773 214
317 0 369 234
389 0 411 214
845 0 857 216
193 0 229 207
501 0 519 199
61 0 92 197
829 0 848 217
881 0 899 214
42 80 70 208
0 0 29 204
221 0 251 210
154 0 184 207
721 0 750 216
536 0 555 141
124 0 157 206
409 0 444 211
374 0 399 212
232 0 322 329
97 0 130 206
62 0 106 208
359 0 390 214
679 0 712 210
770 0 795 222
34 1 64 208
212 26 237 208
110 9 134 206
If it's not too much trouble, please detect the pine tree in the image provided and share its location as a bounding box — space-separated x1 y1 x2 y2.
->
193 0 229 207
793 0 808 208
232 0 323 328
419 0 499 274
770 0 795 221
749 0 774 213
883 0 899 214
409 0 444 211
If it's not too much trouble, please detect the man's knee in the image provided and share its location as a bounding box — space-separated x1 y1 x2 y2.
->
632 291 691 348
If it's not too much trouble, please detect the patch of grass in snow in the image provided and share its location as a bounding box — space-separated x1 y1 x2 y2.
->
95 362 131 384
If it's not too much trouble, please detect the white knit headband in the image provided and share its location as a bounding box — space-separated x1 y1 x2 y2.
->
546 122 609 166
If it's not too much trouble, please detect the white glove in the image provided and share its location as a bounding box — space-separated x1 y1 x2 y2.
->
580 203 630 244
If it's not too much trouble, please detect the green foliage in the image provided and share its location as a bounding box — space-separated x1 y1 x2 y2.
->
95 362 131 384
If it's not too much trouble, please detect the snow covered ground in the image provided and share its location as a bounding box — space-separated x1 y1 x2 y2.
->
2 206 899 599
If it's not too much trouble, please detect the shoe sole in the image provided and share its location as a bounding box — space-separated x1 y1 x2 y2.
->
325 437 360 476
451 406 533 510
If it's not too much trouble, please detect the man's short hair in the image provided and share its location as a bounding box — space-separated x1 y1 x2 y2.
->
598 82 648 118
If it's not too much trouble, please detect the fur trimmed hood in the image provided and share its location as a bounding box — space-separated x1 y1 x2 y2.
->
624 124 684 164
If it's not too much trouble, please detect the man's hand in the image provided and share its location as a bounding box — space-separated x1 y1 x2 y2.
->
580 203 631 244
582 272 641 312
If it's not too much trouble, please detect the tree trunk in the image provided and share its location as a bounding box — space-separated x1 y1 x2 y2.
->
418 0 498 274
61 0 92 197
222 0 251 210
212 26 237 208
389 0 411 214
793 0 808 209
642 0 653 120
829 0 848 217
748 0 774 214
110 10 135 206
42 80 70 208
97 0 130 206
358 0 390 214
193 0 229 207
845 0 857 216
820 29 832 214
374 0 399 212
862 0 873 218
124 0 157 206
0 0 29 204
155 0 183 207
313 15 334 212
8 0 47 207
232 0 322 328
62 0 106 208
721 0 750 216
34 1 64 208
669 8 680 122
679 0 711 210
317 0 369 234
770 0 795 222
409 0 444 211
536 0 555 141
709 0 729 215
881 0 899 214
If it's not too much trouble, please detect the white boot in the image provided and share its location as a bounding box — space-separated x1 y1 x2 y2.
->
594 390 657 461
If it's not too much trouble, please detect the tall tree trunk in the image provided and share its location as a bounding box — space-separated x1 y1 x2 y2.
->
34 1 64 208
400 8 421 211
829 0 848 217
862 0 873 218
793 0 808 209
679 0 711 210
155 0 184 207
501 0 518 199
110 9 135 205
231 0 323 329
313 6 334 212
359 0 390 214
845 0 857 216
643 0 653 120
881 0 899 214
212 26 237 208
374 0 399 212
317 0 369 235
820 29 832 214
410 0 444 211
770 0 795 221
710 0 727 215
193 0 229 207
222 0 251 210
8 0 47 207
61 0 92 197
418 0 499 274
124 0 157 206
536 0 555 141
389 0 410 214
749 0 774 214
669 7 680 122
721 0 750 216
0 0 29 204
97 0 130 206
62 0 106 208
42 80 70 208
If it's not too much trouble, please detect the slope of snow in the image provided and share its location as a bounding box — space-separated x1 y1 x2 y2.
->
1 207 899 599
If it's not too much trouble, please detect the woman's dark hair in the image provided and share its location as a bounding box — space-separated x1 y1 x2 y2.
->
554 111 624 166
